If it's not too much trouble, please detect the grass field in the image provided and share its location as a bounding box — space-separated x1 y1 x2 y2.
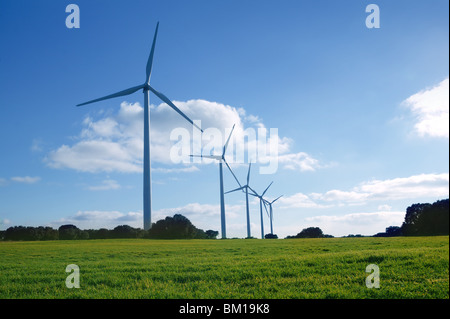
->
0 236 448 299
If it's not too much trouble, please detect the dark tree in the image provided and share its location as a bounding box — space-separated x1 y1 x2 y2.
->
4 226 59 241
110 225 145 238
205 230 219 239
286 227 332 239
146 214 215 239
374 226 402 237
385 226 402 236
402 203 432 235
297 227 323 238
5 226 30 240
36 226 59 240
401 199 449 236
58 224 88 240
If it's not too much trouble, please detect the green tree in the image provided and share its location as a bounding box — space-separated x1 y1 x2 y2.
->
205 230 219 239
58 224 88 240
146 214 216 239
401 199 449 236
286 227 333 239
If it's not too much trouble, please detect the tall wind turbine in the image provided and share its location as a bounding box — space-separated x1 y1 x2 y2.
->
249 182 273 239
77 22 202 231
263 195 283 235
191 124 240 239
225 163 256 238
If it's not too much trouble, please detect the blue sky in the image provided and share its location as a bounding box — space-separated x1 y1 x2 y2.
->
0 0 448 237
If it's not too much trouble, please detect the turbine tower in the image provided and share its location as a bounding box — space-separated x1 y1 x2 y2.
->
191 124 240 239
77 22 202 230
263 195 283 235
225 163 256 238
249 182 273 239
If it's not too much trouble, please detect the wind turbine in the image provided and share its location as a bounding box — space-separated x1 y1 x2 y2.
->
263 195 283 235
191 124 240 239
249 182 273 239
225 163 256 238
77 22 202 231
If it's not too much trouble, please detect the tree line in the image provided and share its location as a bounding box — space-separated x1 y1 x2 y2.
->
0 214 218 241
1 199 448 241
373 198 449 237
285 198 449 239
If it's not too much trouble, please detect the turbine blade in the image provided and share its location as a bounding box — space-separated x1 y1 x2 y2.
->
77 84 144 106
222 124 236 156
146 22 159 84
223 159 242 188
224 186 245 194
271 195 283 204
261 181 273 197
247 163 251 185
148 85 203 132
248 192 259 198
248 186 259 197
263 200 270 218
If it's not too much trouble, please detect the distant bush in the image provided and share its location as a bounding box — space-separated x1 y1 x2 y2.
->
146 214 218 239
111 225 146 239
58 224 89 240
285 227 333 239
373 226 402 237
205 230 219 239
85 228 110 239
4 226 58 241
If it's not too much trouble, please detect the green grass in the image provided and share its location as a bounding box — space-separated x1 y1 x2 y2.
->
0 236 448 299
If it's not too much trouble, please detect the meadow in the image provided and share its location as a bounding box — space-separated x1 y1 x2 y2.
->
0 236 448 299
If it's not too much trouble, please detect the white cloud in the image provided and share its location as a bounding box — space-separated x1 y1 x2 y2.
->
87 179 121 191
10 176 41 184
0 218 11 228
278 192 327 209
50 210 142 229
0 178 7 187
154 202 243 222
278 173 449 209
357 173 449 201
277 152 322 172
47 140 141 173
303 211 405 237
403 78 449 138
46 99 323 174
310 189 370 204
377 204 392 211
31 138 44 152
49 202 244 232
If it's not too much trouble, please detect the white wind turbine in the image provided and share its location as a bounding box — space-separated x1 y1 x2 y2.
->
249 182 273 239
225 163 257 238
263 195 283 236
190 124 241 239
77 22 202 230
